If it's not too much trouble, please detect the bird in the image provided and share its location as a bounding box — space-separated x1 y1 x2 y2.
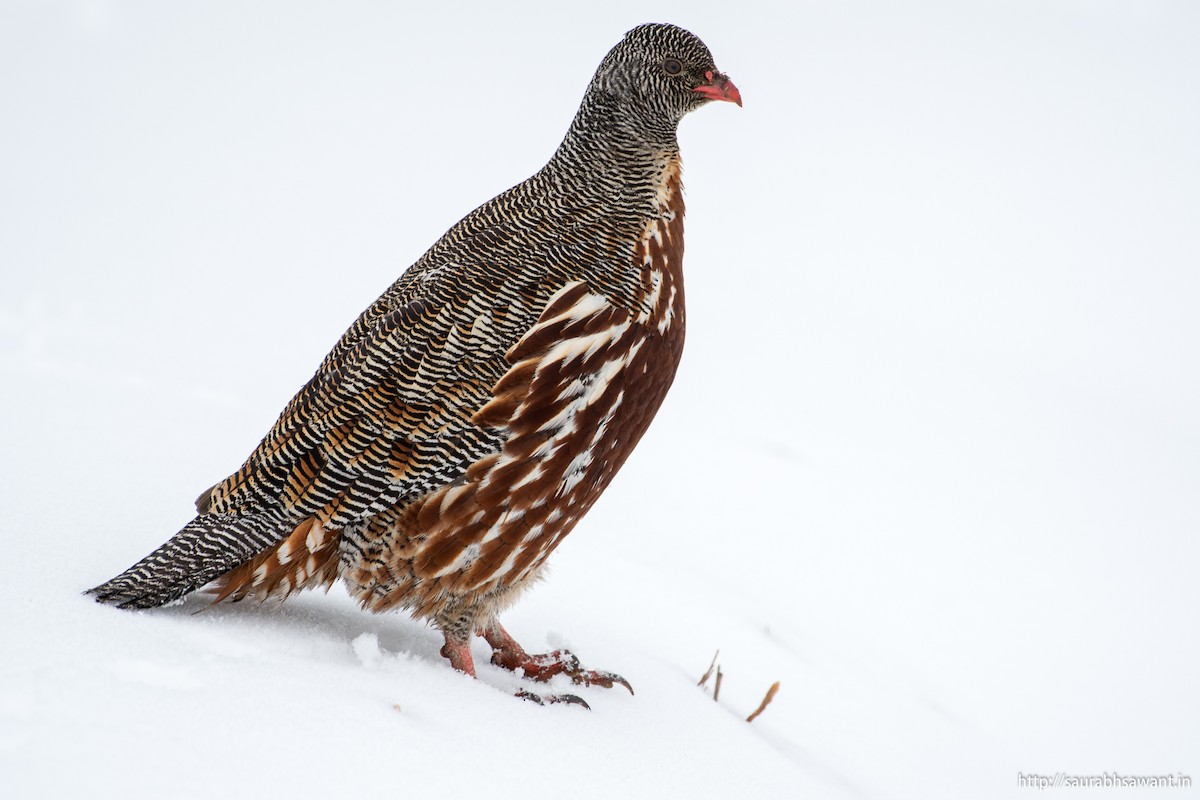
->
89 22 740 706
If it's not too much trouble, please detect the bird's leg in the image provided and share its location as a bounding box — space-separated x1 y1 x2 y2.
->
439 631 476 677
481 621 634 695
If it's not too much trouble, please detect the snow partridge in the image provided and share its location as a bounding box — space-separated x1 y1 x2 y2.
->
90 22 740 705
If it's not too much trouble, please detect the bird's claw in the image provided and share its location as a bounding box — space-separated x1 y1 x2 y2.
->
549 649 634 694
515 688 591 709
572 668 634 695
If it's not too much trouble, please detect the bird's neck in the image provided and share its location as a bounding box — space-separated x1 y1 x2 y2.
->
545 89 682 195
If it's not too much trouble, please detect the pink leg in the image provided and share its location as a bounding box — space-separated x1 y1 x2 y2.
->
440 634 476 677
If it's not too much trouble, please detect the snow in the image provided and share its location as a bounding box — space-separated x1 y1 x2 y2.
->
2 2 1198 799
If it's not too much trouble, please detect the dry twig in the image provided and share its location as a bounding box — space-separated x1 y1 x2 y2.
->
745 681 781 723
697 649 719 688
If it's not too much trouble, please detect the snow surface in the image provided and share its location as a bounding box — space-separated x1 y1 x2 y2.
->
2 2 1198 799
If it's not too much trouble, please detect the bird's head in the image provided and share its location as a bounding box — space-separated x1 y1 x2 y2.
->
590 23 741 128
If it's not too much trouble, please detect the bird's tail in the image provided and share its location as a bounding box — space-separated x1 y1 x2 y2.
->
88 513 290 609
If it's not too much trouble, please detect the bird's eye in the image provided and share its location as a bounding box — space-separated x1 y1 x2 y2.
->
663 58 684 76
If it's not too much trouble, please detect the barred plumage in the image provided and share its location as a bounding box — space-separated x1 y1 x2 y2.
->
89 23 740 704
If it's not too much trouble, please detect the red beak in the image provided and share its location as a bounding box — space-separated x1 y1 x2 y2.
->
692 70 742 107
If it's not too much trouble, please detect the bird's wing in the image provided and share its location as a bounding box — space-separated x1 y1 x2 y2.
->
200 268 546 528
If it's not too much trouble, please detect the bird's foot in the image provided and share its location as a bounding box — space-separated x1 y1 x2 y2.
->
502 649 634 693
483 622 634 695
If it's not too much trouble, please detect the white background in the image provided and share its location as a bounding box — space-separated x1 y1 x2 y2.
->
2 1 1197 798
